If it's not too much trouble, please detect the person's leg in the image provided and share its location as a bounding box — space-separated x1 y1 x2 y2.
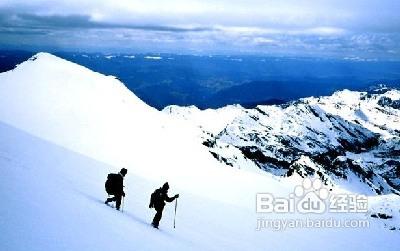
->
115 195 122 210
152 208 163 228
105 195 116 204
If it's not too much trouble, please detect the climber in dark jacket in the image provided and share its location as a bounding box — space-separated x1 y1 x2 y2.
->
105 168 127 210
149 182 179 228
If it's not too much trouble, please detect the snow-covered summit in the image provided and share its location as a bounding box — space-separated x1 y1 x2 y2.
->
0 52 282 205
0 52 158 167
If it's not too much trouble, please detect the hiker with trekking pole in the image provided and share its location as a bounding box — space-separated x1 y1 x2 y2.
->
104 168 127 211
149 182 179 229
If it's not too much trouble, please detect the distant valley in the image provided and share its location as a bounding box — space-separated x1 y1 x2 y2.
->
1 50 399 109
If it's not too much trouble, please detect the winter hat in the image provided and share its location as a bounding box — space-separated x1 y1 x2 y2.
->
120 168 128 176
162 182 169 190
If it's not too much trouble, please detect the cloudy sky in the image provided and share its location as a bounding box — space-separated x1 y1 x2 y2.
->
0 0 399 59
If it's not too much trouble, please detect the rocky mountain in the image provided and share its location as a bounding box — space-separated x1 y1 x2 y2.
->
164 88 400 195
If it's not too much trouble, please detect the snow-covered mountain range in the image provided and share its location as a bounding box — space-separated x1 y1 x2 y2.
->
1 53 399 251
164 87 400 195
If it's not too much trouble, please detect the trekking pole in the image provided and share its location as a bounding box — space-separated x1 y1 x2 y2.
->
173 198 178 228
121 196 125 212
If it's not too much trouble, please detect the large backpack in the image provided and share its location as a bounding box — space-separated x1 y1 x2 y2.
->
149 188 161 208
105 173 119 194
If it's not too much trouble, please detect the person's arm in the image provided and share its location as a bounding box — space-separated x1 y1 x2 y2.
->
165 194 179 202
118 177 125 196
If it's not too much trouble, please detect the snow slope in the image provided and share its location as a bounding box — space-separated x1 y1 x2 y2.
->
0 121 275 251
1 53 400 250
0 52 284 207
2 120 400 251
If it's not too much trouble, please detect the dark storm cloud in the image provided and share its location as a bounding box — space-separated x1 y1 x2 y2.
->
0 12 212 32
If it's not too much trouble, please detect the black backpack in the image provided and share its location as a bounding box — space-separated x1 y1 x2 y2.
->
149 188 161 208
105 173 118 194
